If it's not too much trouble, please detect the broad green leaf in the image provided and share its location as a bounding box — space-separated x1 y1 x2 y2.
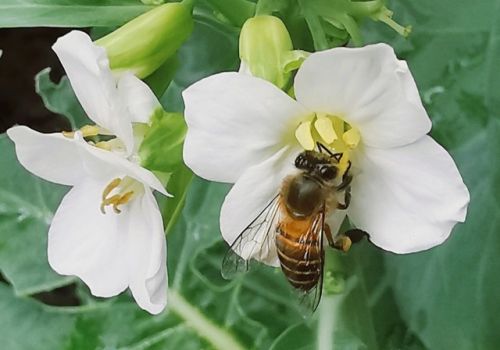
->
35 68 90 128
0 0 152 28
161 13 239 111
0 135 72 295
361 0 500 348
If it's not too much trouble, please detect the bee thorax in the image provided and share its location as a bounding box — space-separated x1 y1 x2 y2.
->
283 174 324 218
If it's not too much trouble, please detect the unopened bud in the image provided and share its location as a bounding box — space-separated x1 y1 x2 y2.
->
239 16 300 89
96 3 193 78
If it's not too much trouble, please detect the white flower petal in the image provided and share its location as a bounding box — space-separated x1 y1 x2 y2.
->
49 180 167 314
125 188 167 314
7 126 85 186
347 136 470 253
52 30 135 154
220 147 299 267
48 179 130 297
183 72 308 183
294 43 431 148
118 73 160 124
7 126 167 195
77 135 168 196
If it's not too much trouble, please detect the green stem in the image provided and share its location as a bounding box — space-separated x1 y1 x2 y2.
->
205 0 256 27
164 171 193 236
347 0 383 17
168 291 247 350
373 7 412 37
339 14 363 46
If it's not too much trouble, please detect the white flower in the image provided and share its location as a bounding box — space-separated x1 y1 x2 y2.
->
7 31 169 314
182 43 470 261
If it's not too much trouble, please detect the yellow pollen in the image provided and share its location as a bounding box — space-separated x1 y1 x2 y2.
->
294 113 361 177
62 125 100 138
314 114 337 144
95 141 112 151
100 177 138 214
342 128 361 149
295 120 315 150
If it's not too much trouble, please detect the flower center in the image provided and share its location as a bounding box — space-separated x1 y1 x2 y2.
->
295 113 360 175
63 124 127 153
100 176 144 214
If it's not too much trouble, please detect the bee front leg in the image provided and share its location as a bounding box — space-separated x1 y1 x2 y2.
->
336 186 351 210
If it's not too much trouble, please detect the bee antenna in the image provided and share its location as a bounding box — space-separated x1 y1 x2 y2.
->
316 142 334 156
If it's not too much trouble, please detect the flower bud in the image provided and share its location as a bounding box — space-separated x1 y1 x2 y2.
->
239 16 296 89
96 3 193 78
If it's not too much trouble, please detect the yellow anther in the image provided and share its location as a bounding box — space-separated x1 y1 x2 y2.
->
342 128 361 149
61 125 100 139
62 131 75 138
100 177 141 214
80 125 100 137
295 120 315 150
95 141 112 151
100 194 121 214
314 114 337 144
112 191 134 214
102 178 122 201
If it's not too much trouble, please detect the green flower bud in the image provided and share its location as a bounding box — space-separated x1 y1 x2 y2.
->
96 3 193 78
240 16 308 89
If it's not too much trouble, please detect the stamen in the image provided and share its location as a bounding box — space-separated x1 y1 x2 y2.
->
374 7 412 37
95 141 112 151
295 121 315 150
62 125 100 139
112 191 134 214
342 128 361 149
314 114 338 144
102 178 121 201
100 177 142 214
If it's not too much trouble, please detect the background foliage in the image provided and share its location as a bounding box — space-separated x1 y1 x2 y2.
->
0 0 499 349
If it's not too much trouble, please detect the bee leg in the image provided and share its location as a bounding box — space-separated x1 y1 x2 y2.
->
343 229 369 243
336 173 352 192
336 186 351 210
325 225 352 252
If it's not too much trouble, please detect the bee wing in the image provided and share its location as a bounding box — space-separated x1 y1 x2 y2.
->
221 194 281 280
296 207 325 314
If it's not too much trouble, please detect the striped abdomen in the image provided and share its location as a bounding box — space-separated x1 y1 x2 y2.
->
275 214 323 292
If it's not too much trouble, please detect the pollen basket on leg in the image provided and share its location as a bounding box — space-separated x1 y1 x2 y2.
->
100 176 144 214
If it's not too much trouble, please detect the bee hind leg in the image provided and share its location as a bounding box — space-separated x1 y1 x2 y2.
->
325 224 352 252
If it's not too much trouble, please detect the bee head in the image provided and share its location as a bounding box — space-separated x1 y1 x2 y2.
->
294 151 340 183
316 164 338 182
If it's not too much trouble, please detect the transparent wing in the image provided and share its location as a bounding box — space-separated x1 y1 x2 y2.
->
221 194 281 280
296 207 325 314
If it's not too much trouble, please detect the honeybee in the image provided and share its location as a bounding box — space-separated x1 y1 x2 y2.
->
222 143 367 312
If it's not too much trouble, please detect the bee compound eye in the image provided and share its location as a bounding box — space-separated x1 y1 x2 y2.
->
319 165 337 180
295 153 307 169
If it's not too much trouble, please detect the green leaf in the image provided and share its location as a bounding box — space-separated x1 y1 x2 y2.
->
0 135 72 295
361 0 500 348
35 68 90 128
0 0 152 28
